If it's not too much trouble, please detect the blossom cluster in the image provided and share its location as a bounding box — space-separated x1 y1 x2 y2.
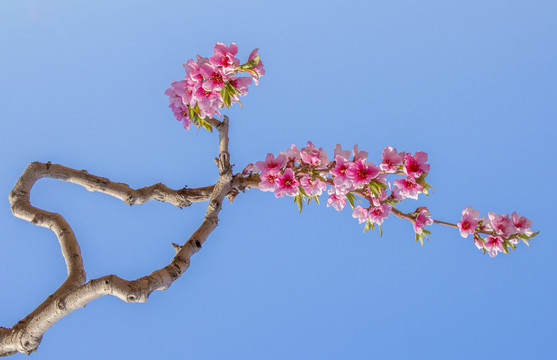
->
247 142 537 255
165 43 264 131
248 142 435 240
457 207 537 257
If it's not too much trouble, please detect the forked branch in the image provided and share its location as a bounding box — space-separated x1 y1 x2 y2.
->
0 117 237 357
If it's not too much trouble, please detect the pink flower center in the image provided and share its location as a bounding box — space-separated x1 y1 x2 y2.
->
211 73 223 83
461 221 470 230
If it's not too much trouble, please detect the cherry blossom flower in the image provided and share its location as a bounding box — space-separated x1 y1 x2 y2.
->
457 206 480 238
200 64 227 91
512 212 533 236
404 152 430 178
300 175 327 197
380 146 404 173
330 155 354 190
258 170 280 192
484 235 505 257
488 212 516 238
275 168 299 198
334 144 351 160
393 177 423 200
300 141 329 166
352 206 369 224
368 204 392 225
473 234 485 250
352 144 368 162
210 42 239 74
346 160 380 188
413 207 433 234
255 153 287 173
327 187 346 211
280 144 302 164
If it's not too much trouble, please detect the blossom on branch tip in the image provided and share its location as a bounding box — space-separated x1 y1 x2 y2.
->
403 152 430 178
512 212 533 236
457 206 480 238
380 146 404 173
327 187 346 211
413 207 433 234
484 235 505 257
488 212 516 238
368 204 392 225
352 206 369 224
393 177 423 200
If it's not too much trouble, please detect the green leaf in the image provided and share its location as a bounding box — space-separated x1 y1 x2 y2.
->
423 187 429 197
370 179 388 189
363 220 372 233
313 196 320 206
422 229 432 235
239 55 260 70
299 187 309 198
199 118 213 132
188 106 195 122
345 192 356 209
295 195 303 213
502 242 509 254
378 224 383 237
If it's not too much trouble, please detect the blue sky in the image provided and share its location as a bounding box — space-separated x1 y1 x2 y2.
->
1 1 556 359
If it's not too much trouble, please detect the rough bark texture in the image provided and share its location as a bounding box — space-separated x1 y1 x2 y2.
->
0 117 258 357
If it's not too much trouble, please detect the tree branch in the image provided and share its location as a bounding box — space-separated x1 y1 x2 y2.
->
0 117 237 356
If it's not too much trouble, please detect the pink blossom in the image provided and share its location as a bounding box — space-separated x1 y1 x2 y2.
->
300 141 329 166
280 144 301 164
330 156 354 190
380 146 404 173
334 144 351 160
457 206 480 238
209 42 239 74
327 187 346 211
403 152 430 178
393 177 423 200
183 59 204 83
488 212 516 238
193 86 222 118
257 170 279 191
352 144 368 162
473 234 485 250
299 175 327 197
241 163 255 176
255 153 287 173
258 170 279 192
346 160 380 188
512 212 533 236
484 235 505 257
275 168 299 198
478 216 493 232
200 64 227 91
352 206 369 224
368 204 392 225
229 77 252 98
413 207 433 234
